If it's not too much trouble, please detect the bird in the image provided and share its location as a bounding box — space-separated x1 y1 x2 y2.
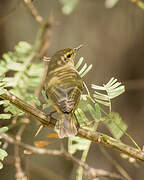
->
44 45 83 138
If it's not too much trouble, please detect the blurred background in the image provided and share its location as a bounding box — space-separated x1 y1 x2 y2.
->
0 0 144 179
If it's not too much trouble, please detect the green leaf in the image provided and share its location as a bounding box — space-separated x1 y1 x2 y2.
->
86 103 101 121
0 89 6 95
27 63 43 77
0 75 5 81
0 114 11 119
2 53 12 64
0 149 8 161
104 77 125 99
4 104 23 115
59 0 79 15
15 41 32 54
25 94 41 106
92 78 125 109
95 103 101 119
4 77 18 87
68 136 91 180
68 136 90 154
7 62 24 71
78 99 89 112
75 57 84 69
91 84 105 90
93 98 111 107
105 0 120 8
86 104 99 121
0 162 3 169
93 92 109 101
76 146 90 180
104 112 127 139
0 62 8 76
33 96 41 106
78 63 87 75
0 100 9 105
0 127 9 134
75 108 89 126
80 64 92 78
0 41 43 103
41 90 50 104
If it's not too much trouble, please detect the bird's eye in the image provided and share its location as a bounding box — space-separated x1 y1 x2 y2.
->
67 53 71 58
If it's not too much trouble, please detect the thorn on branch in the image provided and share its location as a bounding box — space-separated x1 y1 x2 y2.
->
35 125 44 137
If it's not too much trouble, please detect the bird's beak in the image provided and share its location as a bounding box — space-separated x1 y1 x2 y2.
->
73 44 84 52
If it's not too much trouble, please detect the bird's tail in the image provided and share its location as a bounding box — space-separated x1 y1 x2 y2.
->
55 113 77 138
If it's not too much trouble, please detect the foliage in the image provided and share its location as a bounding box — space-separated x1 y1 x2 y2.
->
0 41 43 169
68 58 126 180
59 0 79 15
1 41 43 101
0 127 8 169
105 0 120 8
0 41 43 119
104 112 127 139
0 41 127 178
92 77 125 111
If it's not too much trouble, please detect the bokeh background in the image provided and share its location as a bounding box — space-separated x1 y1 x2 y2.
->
0 0 144 179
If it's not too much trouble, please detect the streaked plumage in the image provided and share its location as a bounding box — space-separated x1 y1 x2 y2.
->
44 47 83 138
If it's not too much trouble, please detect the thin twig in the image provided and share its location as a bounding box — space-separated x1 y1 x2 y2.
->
23 0 53 56
23 0 53 97
99 146 132 180
2 133 124 180
23 0 44 24
15 124 26 180
0 91 144 162
4 156 64 180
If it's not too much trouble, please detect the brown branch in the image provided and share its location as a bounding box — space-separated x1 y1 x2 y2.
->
23 0 53 56
4 156 65 180
15 124 26 180
0 91 144 162
23 0 54 96
23 0 44 24
2 133 124 180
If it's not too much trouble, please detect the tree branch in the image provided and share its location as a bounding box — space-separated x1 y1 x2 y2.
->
23 0 44 24
14 124 26 180
0 91 144 162
2 133 124 180
22 0 54 97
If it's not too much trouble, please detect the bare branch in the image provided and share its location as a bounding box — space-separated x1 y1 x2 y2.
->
2 133 124 180
22 0 54 96
23 0 44 24
0 91 144 162
15 124 26 180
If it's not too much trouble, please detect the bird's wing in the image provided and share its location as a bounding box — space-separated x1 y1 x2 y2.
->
47 85 82 113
